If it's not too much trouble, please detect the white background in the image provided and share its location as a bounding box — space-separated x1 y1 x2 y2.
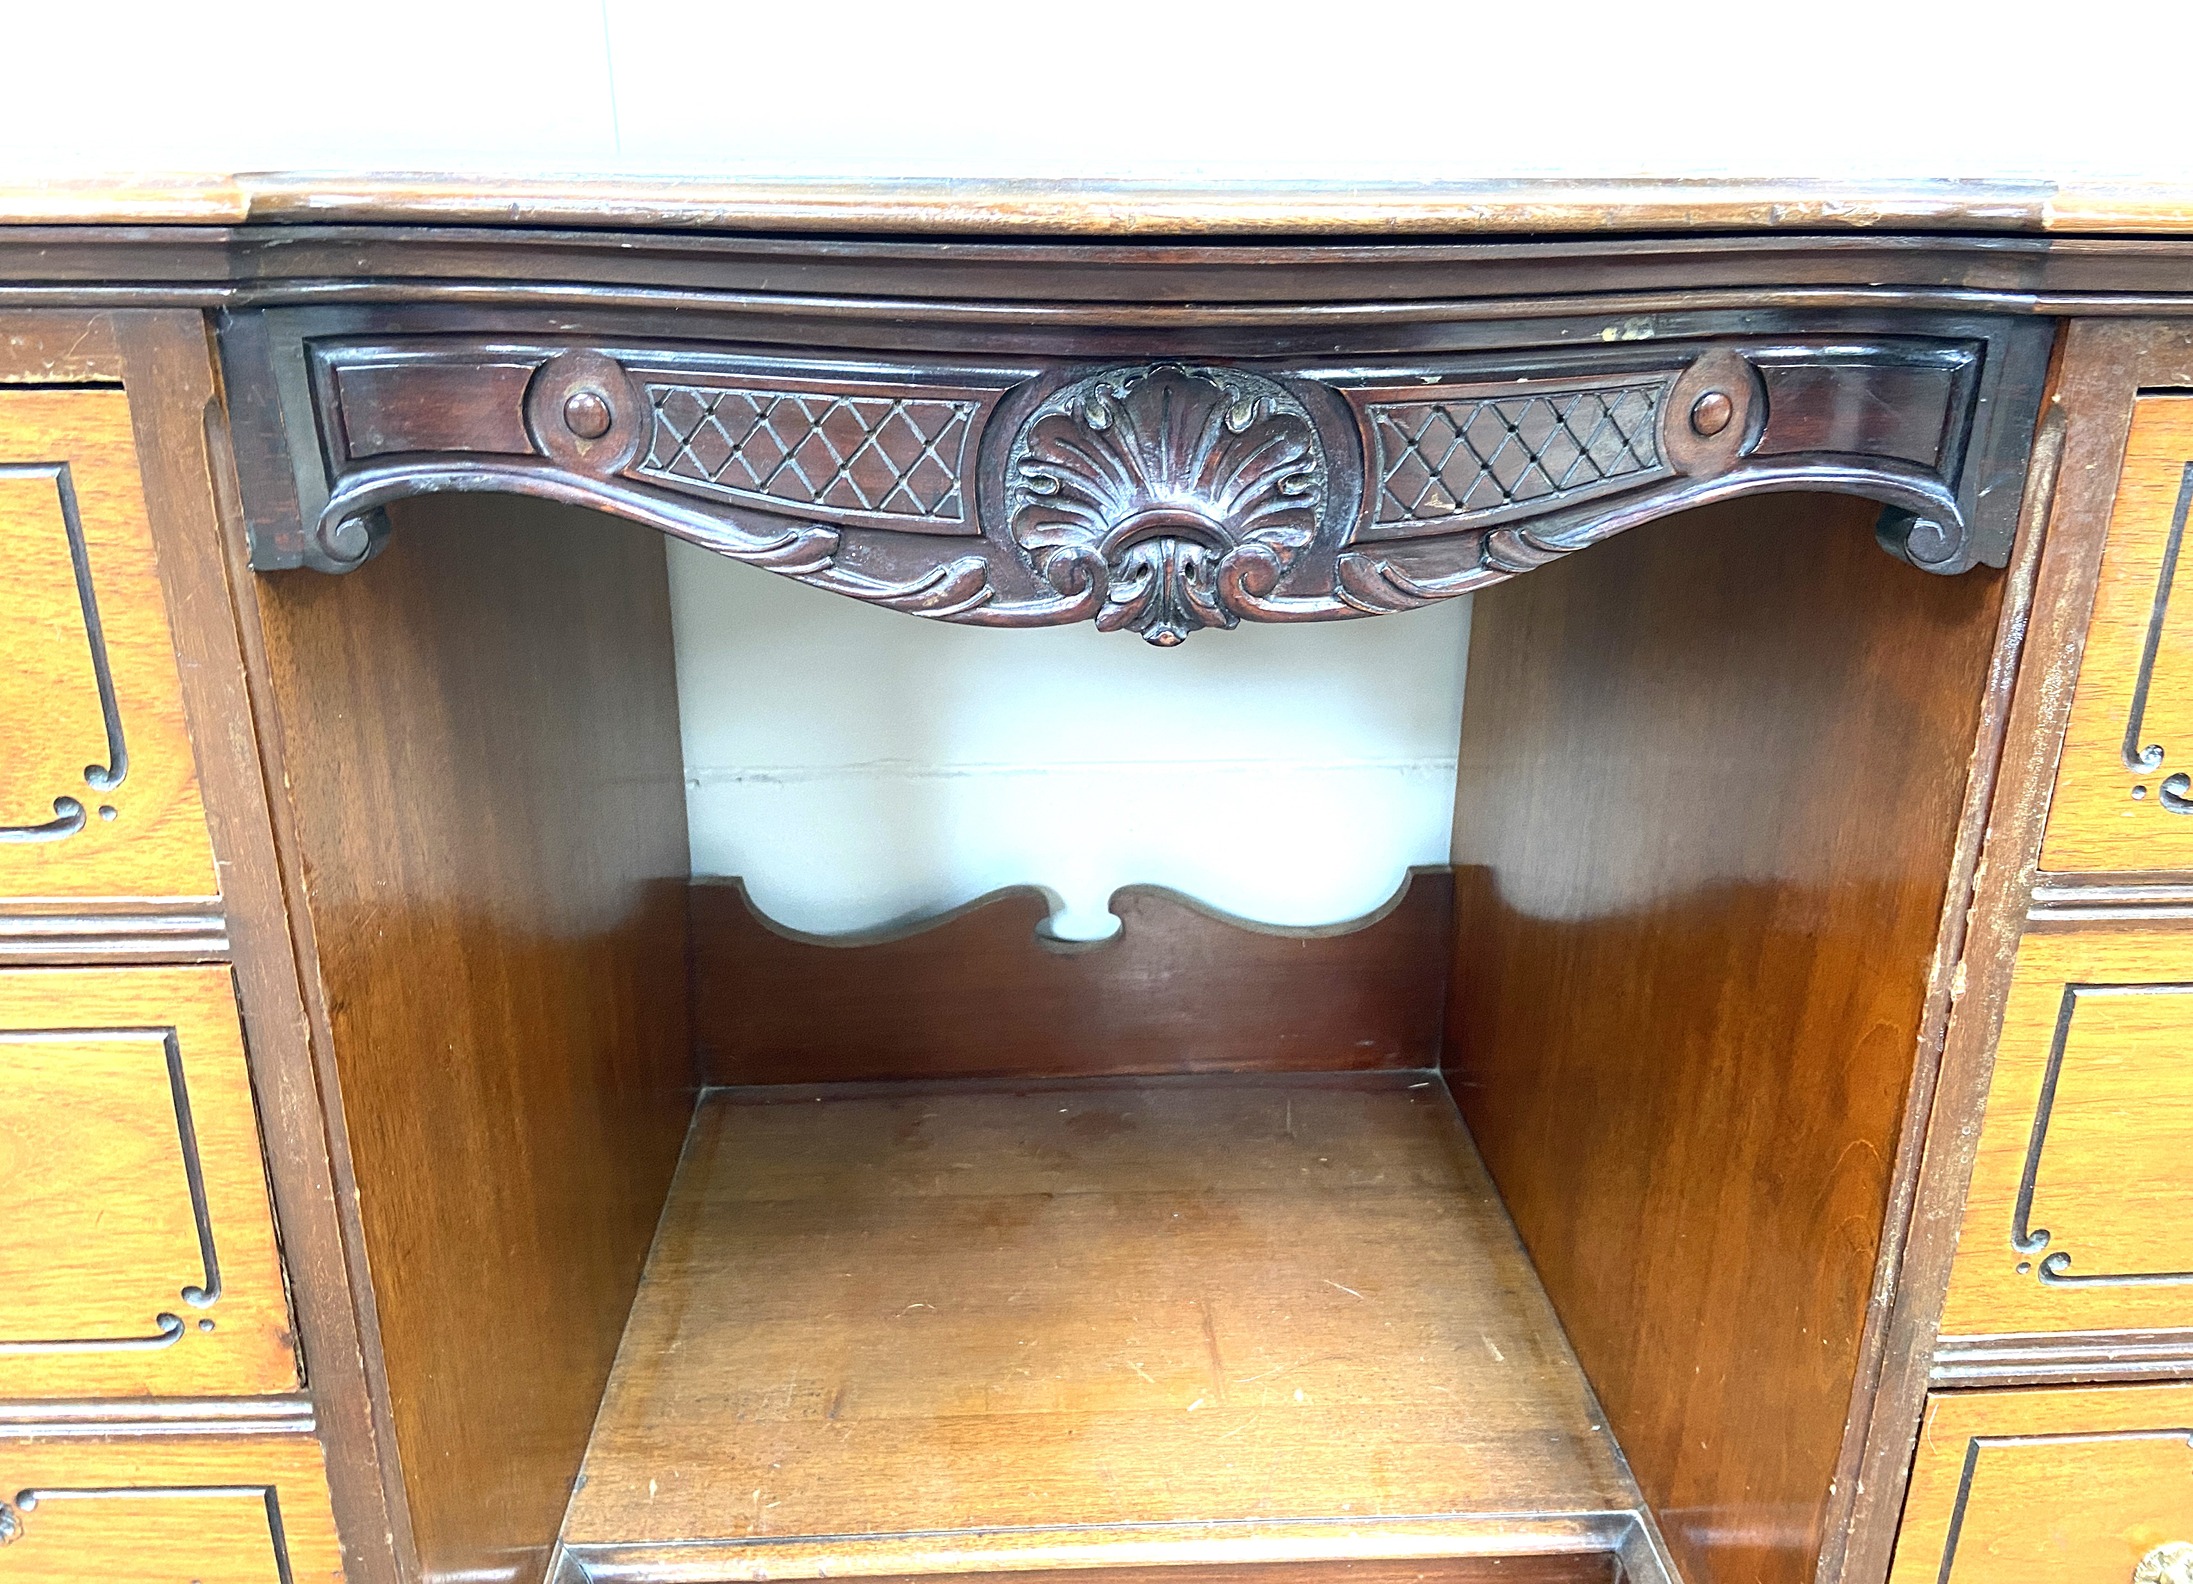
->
11 3 2190 935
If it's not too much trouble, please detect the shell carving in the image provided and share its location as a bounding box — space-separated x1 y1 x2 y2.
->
1007 365 1327 645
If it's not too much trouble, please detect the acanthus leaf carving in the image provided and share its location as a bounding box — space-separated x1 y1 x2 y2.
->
1006 365 1327 646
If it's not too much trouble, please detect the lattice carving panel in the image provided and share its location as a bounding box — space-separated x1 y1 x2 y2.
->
1369 382 1667 527
639 383 977 527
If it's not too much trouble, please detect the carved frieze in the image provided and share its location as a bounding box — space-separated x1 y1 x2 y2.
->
284 327 2045 643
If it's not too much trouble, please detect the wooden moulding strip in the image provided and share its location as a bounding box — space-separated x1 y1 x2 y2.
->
551 1513 1655 1584
0 174 2169 236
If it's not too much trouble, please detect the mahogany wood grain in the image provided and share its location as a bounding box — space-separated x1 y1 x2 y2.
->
558 1073 1646 1584
112 307 408 1584
1942 923 2193 1336
0 1430 345 1583
0 387 216 903
693 870 1451 1084
1444 494 2005 1584
2041 397 2193 873
1887 1384 2193 1584
253 494 695 1584
0 965 294 1399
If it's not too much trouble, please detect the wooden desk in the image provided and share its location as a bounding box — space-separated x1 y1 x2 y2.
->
2 177 2191 1584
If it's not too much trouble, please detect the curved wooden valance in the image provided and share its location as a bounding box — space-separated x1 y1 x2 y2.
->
223 249 2050 642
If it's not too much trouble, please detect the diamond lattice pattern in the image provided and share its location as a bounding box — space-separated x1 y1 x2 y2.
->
643 384 976 522
1372 384 1663 524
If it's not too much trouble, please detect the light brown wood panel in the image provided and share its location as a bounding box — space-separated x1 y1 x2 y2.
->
559 1073 1646 1582
1942 925 2193 1338
254 495 694 1584
0 1431 343 1582
2043 397 2193 872
0 388 216 903
693 869 1452 1083
1445 495 2005 1584
1888 1384 2193 1584
0 964 295 1398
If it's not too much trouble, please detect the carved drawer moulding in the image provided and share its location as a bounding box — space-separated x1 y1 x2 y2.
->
0 461 127 842
270 324 2048 643
0 1024 223 1353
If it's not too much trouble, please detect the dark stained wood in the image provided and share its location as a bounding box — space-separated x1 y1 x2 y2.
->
330 357 537 460
692 869 1451 1085
110 309 407 1584
557 1073 1655 1584
1444 493 2007 1584
252 492 695 1584
285 331 2040 612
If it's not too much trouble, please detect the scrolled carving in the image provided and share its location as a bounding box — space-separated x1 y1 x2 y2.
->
1006 365 1327 645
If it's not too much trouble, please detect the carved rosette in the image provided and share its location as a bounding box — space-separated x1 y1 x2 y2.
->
1006 365 1326 646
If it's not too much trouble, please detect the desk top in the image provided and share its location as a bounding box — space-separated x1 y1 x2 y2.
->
5 173 2192 236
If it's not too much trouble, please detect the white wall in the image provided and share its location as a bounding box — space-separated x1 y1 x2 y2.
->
12 0 2191 934
668 545 1469 938
9 3 2192 181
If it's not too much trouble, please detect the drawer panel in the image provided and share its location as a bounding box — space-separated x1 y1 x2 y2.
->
0 387 216 904
1942 926 2193 1338
0 1431 342 1582
0 967 298 1397
2045 395 2193 872
1889 1384 2193 1584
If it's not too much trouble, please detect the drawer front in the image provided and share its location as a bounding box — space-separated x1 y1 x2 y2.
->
0 387 216 903
0 1431 342 1582
2045 395 2193 872
1942 926 2193 1337
0 966 298 1397
1890 1384 2193 1584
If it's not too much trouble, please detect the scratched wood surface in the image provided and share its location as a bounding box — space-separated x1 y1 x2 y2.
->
0 964 297 1398
0 1431 344 1583
559 1072 1639 1573
0 388 216 903
1886 1383 2193 1584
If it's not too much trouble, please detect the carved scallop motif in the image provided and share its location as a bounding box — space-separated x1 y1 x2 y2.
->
1006 365 1326 645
